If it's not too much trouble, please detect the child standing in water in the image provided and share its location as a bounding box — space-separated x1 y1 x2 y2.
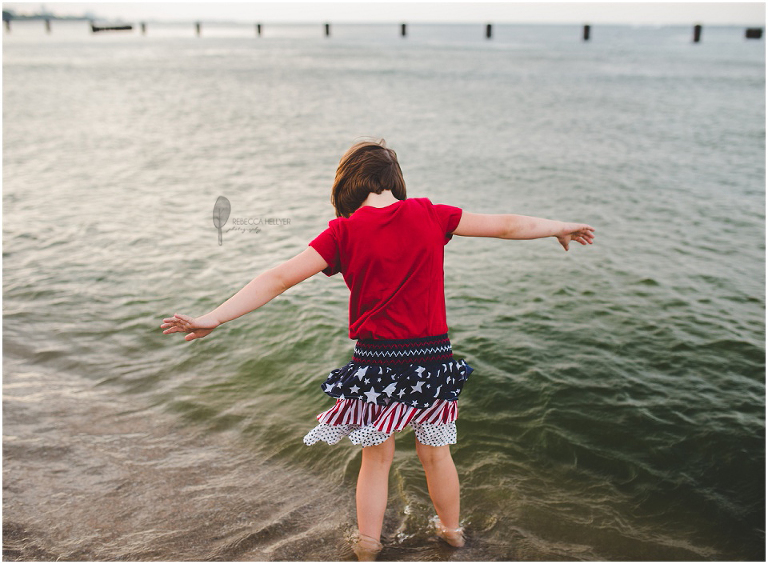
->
161 140 594 560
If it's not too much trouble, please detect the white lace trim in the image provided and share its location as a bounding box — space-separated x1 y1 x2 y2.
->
303 421 457 448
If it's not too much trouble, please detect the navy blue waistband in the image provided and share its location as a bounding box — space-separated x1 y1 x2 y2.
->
353 334 452 366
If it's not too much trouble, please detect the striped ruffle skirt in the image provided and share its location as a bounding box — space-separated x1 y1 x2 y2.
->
303 334 473 448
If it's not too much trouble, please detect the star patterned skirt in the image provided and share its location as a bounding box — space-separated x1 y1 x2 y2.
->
303 334 473 447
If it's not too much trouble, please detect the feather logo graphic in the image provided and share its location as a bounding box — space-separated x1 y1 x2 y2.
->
213 196 231 245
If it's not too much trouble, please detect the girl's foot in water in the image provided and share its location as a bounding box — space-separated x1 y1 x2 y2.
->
353 532 383 561
431 515 466 547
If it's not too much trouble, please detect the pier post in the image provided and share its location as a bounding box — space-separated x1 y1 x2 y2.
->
256 23 261 36
583 24 590 41
196 22 201 36
141 22 146 35
693 24 702 43
745 27 763 39
401 23 406 37
486 23 492 39
325 23 330 37
45 18 51 34
4 20 9 33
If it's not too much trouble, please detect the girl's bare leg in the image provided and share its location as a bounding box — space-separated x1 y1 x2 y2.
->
415 439 463 544
356 435 395 542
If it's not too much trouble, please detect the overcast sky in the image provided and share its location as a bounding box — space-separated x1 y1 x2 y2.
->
3 1 765 25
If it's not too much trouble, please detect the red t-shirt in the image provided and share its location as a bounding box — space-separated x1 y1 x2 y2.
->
309 197 462 340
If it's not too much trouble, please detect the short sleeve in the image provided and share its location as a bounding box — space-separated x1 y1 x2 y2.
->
308 222 341 276
432 203 463 244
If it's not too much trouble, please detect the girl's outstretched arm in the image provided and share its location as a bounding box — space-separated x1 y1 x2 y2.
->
453 212 595 251
160 247 329 341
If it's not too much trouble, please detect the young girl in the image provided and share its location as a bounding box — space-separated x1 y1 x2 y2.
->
161 140 594 561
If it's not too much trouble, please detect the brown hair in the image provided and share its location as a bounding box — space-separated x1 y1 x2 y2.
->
330 139 407 218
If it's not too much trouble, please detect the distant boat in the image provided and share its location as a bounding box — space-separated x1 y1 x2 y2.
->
90 22 132 33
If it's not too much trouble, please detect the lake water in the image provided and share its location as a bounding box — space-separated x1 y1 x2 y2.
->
3 20 765 561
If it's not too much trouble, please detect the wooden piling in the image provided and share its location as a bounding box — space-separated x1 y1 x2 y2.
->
583 24 590 41
325 23 330 36
196 22 201 36
91 22 133 33
256 23 261 36
141 22 146 35
401 23 406 37
746 27 763 39
4 20 9 33
693 24 702 43
486 23 492 39
45 18 51 33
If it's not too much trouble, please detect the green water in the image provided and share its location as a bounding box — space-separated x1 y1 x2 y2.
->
3 22 764 560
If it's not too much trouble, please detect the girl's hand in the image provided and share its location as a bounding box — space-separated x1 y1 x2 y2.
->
556 223 595 251
160 313 220 341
